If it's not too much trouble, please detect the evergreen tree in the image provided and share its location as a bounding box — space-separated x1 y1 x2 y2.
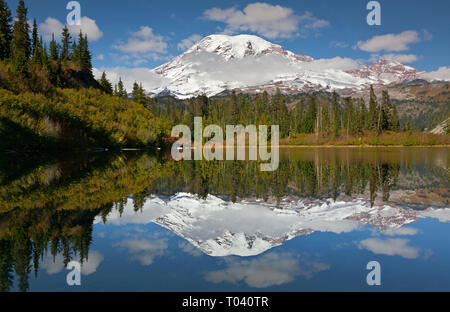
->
230 90 238 124
331 91 341 137
60 25 71 61
343 97 354 136
41 38 49 69
304 95 317 134
388 97 400 131
49 33 59 60
31 33 43 65
11 0 31 73
71 31 92 75
131 82 146 104
81 33 92 75
31 18 38 55
0 0 12 60
369 85 378 131
378 91 390 132
99 71 113 94
70 39 79 65
294 99 304 133
117 78 127 98
359 98 369 131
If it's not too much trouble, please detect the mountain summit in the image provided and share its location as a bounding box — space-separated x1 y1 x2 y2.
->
144 34 441 99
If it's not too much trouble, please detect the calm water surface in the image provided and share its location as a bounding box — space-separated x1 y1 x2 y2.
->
0 148 449 291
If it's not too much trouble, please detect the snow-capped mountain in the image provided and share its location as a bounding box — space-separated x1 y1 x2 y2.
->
145 34 425 99
346 59 418 84
95 192 447 257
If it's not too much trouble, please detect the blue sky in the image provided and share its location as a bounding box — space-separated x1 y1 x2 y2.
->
5 0 450 71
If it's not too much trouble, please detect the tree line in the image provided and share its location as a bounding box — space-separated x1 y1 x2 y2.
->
0 0 93 77
112 84 402 139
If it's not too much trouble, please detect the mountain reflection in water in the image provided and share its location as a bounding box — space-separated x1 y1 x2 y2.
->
0 148 448 291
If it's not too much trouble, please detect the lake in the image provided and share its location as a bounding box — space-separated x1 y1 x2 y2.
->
0 147 449 292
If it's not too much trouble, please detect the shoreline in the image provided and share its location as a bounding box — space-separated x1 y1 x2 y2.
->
191 144 450 148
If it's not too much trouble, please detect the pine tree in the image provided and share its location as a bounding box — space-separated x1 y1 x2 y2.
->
304 95 317 134
60 25 71 61
0 0 12 60
331 91 341 137
230 90 238 124
31 18 37 55
343 97 354 136
81 34 92 75
11 0 31 73
132 82 146 104
294 99 304 133
41 38 49 70
360 98 369 131
70 39 79 65
369 85 378 131
31 34 43 65
117 78 127 98
99 71 113 94
388 94 400 131
378 91 390 132
49 33 59 60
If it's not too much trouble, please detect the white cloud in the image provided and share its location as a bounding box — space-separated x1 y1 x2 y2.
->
422 29 433 41
356 30 420 52
418 67 450 82
382 227 418 236
203 3 328 39
205 252 329 288
39 250 104 275
96 54 105 61
379 54 419 63
39 16 103 41
178 241 203 257
330 40 349 48
358 238 420 259
300 57 361 71
93 67 169 93
113 26 167 60
115 238 168 266
177 34 203 51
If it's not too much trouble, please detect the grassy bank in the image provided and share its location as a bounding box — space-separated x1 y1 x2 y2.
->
280 131 450 146
0 88 171 151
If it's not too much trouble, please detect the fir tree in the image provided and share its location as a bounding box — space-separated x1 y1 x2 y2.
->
230 90 238 125
369 85 378 131
294 99 304 133
49 33 59 60
117 78 127 98
99 71 113 94
81 33 92 75
31 18 38 55
11 0 31 73
60 25 71 61
0 0 12 60
304 95 317 134
132 82 146 104
41 38 49 70
331 91 341 137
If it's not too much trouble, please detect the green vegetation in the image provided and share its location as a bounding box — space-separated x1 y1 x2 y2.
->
0 0 170 152
147 88 449 146
0 152 175 291
282 131 449 146
0 87 170 151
